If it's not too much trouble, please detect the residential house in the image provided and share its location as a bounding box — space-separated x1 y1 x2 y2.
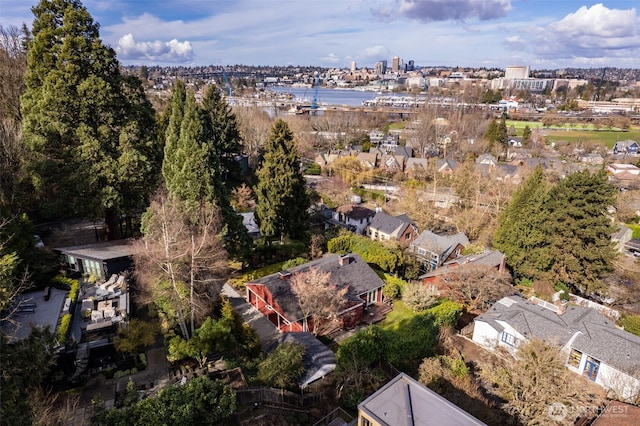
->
367 211 419 244
420 249 506 285
409 231 469 273
472 296 640 400
369 130 384 146
379 153 407 173
357 373 487 426
435 158 458 176
240 212 260 238
356 152 379 169
56 240 134 281
613 140 639 156
580 153 605 165
404 157 429 179
607 163 640 176
591 400 640 426
329 204 376 234
245 254 386 334
475 153 498 167
314 149 358 169
508 137 522 147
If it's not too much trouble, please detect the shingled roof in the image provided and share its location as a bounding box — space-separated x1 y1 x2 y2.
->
247 253 385 323
477 296 640 377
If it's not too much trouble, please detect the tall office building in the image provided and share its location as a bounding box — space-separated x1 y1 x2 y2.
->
392 56 401 73
375 60 387 76
350 61 357 73
405 60 415 72
505 65 530 79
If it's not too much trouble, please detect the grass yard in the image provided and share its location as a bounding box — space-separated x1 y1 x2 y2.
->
627 222 640 239
227 261 286 289
506 120 640 148
378 300 415 331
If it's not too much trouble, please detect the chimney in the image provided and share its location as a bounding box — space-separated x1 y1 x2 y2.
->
278 270 292 280
339 254 352 266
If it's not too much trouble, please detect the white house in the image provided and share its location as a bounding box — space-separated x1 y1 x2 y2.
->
472 296 640 401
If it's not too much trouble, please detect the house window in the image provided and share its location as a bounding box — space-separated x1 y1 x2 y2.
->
417 248 426 256
82 259 102 278
568 349 582 368
583 356 600 381
500 331 516 346
361 417 371 426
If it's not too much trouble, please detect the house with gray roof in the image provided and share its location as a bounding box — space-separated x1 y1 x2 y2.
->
613 140 639 156
366 211 418 244
245 253 386 335
328 204 375 234
473 296 640 400
358 373 487 426
56 240 134 281
409 230 469 273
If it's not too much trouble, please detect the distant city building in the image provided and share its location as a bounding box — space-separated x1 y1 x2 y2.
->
505 65 530 79
350 61 357 73
405 60 415 72
374 60 387 76
391 56 401 73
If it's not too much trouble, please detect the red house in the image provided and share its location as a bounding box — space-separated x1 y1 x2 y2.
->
245 254 386 334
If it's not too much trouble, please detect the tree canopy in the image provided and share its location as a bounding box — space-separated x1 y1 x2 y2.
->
21 0 160 237
494 167 617 295
255 119 310 242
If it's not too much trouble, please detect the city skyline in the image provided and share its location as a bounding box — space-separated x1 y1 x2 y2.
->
4 1 640 69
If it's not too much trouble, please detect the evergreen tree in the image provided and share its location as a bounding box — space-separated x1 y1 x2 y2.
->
161 79 186 184
20 0 160 238
493 166 550 279
255 119 310 242
163 91 211 215
483 119 499 143
543 170 617 295
201 85 243 189
161 86 250 259
522 125 532 147
497 115 508 153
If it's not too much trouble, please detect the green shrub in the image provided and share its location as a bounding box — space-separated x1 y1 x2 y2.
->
327 234 403 273
281 257 307 270
515 277 534 288
53 275 80 302
619 314 640 337
56 313 72 343
554 282 570 301
427 300 464 328
382 280 402 300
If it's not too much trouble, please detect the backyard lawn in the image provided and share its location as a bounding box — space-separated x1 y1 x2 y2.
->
379 300 415 331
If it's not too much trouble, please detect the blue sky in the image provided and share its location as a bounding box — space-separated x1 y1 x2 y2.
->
3 1 640 69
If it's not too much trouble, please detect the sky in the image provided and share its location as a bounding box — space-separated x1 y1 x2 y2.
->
3 0 640 69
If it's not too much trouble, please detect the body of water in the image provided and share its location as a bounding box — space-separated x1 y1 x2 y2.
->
269 86 381 107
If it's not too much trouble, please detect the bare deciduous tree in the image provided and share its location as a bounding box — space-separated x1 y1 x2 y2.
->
290 268 348 335
483 339 606 425
439 264 515 311
133 191 228 339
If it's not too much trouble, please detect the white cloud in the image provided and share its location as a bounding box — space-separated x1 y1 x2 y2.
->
116 33 194 63
357 45 390 62
536 4 640 58
321 53 341 64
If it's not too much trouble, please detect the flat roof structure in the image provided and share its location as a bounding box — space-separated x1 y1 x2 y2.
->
358 373 486 426
1 288 67 341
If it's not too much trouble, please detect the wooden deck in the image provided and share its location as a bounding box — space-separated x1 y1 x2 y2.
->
361 302 393 325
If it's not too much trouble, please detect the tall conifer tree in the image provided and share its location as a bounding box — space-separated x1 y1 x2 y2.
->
161 86 250 259
493 166 550 279
543 170 616 294
255 119 309 242
20 0 160 238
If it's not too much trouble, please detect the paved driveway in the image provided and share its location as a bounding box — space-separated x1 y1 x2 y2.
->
222 283 280 350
